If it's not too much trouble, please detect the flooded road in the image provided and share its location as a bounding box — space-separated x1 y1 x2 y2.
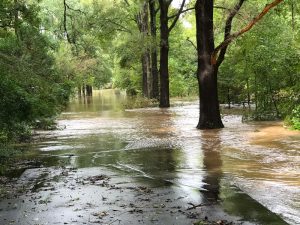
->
1 89 299 225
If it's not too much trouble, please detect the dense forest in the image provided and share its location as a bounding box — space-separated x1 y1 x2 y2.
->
1 0 300 142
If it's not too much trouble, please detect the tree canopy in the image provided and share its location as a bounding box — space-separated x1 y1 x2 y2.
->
0 0 299 141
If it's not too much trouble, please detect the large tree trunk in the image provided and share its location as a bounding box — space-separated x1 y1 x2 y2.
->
149 0 159 99
159 1 170 107
195 0 224 129
137 1 151 98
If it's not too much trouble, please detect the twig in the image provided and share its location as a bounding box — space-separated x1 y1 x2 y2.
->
187 202 208 210
168 7 195 19
169 0 186 32
186 37 197 50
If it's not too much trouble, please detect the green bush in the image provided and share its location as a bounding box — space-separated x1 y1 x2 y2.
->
289 105 300 130
122 96 158 109
0 144 20 159
0 1 73 143
33 118 57 130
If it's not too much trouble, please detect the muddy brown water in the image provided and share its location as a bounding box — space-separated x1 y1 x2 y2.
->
0 89 299 225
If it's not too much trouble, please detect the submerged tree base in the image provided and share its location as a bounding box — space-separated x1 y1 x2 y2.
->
196 121 224 130
197 108 224 130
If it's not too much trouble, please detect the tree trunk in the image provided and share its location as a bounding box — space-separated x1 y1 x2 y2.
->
149 0 159 100
254 73 257 110
82 84 86 96
14 0 21 42
86 85 93 96
137 1 151 98
195 0 224 129
78 85 82 97
291 1 295 31
141 54 150 97
247 78 251 109
159 1 170 107
227 87 231 109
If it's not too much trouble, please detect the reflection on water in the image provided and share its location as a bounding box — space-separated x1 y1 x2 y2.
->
10 90 300 224
201 131 223 203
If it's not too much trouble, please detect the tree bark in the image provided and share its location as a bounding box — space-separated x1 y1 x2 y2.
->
195 0 282 129
137 1 151 98
141 54 150 97
158 0 186 107
195 0 224 129
159 0 170 107
149 0 159 99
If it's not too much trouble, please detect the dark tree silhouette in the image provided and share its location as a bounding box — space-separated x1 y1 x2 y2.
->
195 0 284 129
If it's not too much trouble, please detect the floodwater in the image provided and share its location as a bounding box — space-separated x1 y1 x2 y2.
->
1 89 299 225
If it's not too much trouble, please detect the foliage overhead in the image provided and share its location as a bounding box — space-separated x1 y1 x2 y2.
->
0 0 300 143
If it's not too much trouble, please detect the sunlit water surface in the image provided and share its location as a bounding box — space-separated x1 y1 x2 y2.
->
8 90 300 224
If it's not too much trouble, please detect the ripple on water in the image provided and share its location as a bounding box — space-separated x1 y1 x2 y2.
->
27 92 300 224
232 178 300 225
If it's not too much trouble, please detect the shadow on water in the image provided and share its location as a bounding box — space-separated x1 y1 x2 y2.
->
201 130 223 203
200 131 288 224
